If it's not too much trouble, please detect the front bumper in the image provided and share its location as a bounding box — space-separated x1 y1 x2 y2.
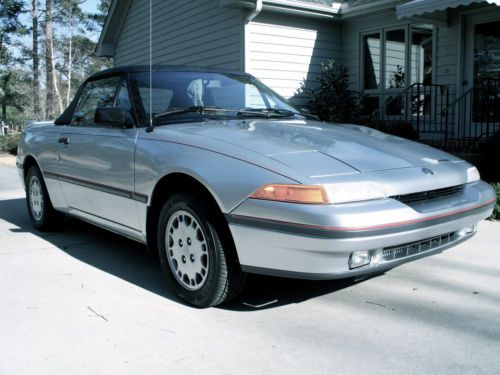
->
226 180 496 279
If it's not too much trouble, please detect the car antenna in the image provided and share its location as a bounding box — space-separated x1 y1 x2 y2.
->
146 0 155 133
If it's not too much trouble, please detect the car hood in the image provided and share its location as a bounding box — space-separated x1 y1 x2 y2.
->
152 118 461 179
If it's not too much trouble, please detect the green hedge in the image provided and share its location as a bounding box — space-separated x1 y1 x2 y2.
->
490 183 500 221
0 133 20 155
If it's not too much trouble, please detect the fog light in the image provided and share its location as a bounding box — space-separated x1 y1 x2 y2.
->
464 225 476 234
349 250 371 269
458 225 476 237
370 249 383 266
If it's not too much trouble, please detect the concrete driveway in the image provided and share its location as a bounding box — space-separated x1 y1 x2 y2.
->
0 160 499 374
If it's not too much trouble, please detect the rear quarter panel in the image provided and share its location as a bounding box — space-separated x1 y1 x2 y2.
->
18 124 67 209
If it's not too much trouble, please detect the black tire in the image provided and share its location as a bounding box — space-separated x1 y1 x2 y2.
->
25 166 62 230
157 193 246 307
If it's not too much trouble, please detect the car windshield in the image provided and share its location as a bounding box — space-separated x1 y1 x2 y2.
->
130 71 302 124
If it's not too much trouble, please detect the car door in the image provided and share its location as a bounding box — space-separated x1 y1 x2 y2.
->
56 75 142 232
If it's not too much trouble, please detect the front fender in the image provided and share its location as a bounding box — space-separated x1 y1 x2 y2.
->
134 138 296 213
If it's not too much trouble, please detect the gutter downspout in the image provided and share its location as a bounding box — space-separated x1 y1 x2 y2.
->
247 0 262 23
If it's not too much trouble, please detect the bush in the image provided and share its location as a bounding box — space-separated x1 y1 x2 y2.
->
307 59 361 123
489 183 500 221
0 133 20 155
479 130 500 182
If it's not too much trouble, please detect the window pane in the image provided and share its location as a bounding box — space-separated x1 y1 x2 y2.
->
474 20 500 82
363 33 381 90
116 80 132 112
131 71 299 117
411 26 433 85
139 87 174 114
71 76 121 126
362 95 379 116
385 29 406 89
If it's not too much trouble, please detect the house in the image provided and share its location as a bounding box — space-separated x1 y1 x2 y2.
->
97 0 500 150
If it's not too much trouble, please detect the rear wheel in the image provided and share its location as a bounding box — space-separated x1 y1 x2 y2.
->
157 193 245 307
25 166 61 230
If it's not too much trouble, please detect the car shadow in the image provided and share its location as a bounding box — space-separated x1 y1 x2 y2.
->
0 197 371 310
223 274 362 311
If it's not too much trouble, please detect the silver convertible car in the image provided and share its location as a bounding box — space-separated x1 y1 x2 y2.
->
17 66 496 307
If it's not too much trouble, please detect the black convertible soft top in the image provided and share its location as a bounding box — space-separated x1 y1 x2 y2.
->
87 64 248 81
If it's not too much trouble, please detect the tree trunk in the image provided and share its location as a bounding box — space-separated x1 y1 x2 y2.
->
1 72 12 124
45 0 54 119
2 102 6 124
52 62 64 114
66 15 73 107
45 0 63 119
33 0 41 120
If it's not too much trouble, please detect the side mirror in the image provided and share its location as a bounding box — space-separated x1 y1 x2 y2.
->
95 107 132 128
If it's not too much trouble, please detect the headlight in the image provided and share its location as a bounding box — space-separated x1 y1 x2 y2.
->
324 182 387 204
467 166 480 183
250 184 329 204
250 182 388 205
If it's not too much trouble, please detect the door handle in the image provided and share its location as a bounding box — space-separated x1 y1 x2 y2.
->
58 137 69 145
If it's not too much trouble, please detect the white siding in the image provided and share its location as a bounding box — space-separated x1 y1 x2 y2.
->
114 0 244 71
246 14 342 106
434 10 460 90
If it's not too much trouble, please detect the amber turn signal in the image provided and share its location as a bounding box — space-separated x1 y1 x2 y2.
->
250 184 329 204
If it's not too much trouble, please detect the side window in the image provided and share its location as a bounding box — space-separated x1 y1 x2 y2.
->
71 76 121 126
116 79 132 112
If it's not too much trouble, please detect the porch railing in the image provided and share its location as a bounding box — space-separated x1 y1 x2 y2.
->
447 78 500 145
370 83 453 140
369 80 500 152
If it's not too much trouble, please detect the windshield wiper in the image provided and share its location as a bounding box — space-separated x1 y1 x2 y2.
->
146 106 298 132
146 106 234 132
153 106 234 120
236 107 297 118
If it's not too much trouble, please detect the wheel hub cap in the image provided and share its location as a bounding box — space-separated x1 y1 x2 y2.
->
29 176 44 221
165 210 209 291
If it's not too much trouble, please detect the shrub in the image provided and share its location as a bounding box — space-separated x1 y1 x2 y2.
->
0 133 20 155
479 130 500 182
489 183 500 221
307 59 361 123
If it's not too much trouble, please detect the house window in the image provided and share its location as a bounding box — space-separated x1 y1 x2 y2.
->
363 33 381 90
411 26 433 85
362 25 433 90
385 29 406 89
361 24 434 118
361 95 379 116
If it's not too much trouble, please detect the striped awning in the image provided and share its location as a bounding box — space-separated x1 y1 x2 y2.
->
397 0 500 19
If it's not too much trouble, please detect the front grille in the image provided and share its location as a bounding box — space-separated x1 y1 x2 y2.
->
382 232 455 262
392 185 464 205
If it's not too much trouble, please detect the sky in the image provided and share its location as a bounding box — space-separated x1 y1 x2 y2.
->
80 0 101 16
10 0 105 65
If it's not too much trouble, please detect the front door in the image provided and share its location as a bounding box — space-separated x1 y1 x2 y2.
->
56 75 141 232
463 10 500 138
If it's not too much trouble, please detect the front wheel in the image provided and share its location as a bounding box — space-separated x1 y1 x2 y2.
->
157 193 245 307
25 166 62 230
